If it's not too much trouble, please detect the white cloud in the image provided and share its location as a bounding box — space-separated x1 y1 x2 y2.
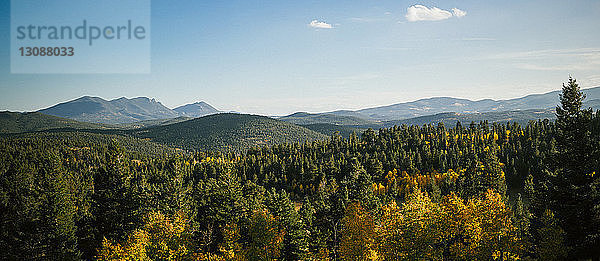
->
309 20 333 29
405 5 466 22
406 5 452 21
452 8 467 18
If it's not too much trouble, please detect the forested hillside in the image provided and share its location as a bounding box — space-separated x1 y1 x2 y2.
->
116 116 193 129
132 113 328 153
1 79 599 260
0 111 112 133
2 131 179 156
279 112 376 125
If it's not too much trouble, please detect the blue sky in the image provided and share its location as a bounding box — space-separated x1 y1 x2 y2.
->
1 0 599 115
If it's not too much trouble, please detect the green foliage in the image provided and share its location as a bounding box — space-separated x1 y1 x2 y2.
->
548 77 600 258
132 113 328 153
0 111 111 133
536 209 567 260
7 131 178 157
97 211 197 261
0 143 81 260
302 123 366 138
279 112 376 126
1 78 599 260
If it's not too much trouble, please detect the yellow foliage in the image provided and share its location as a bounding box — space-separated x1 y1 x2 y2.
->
246 209 285 260
218 223 243 260
389 168 464 197
375 190 443 260
373 190 522 260
96 211 196 261
340 202 377 261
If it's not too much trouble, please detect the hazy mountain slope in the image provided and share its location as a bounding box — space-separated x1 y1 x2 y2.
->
38 96 180 124
173 101 220 118
330 86 600 121
351 97 497 121
585 98 600 109
29 86 600 127
117 116 193 129
278 112 376 125
133 113 328 153
0 111 112 134
384 109 556 127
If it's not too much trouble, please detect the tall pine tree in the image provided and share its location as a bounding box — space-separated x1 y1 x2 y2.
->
552 77 599 258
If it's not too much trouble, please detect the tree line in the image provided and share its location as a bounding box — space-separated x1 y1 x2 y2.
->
1 78 599 260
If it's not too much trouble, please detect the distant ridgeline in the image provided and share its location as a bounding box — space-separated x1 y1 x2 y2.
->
2 86 599 153
1 81 600 259
38 96 220 124
30 86 600 127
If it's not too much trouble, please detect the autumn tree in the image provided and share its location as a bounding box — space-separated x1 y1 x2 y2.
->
374 189 521 260
96 211 197 261
339 202 377 260
245 209 286 261
378 189 444 260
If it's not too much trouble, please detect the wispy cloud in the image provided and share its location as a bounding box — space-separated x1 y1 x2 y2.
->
486 48 600 71
582 74 600 87
452 8 467 18
372 47 413 51
406 5 467 22
461 37 496 41
488 48 600 60
309 20 333 29
350 17 386 23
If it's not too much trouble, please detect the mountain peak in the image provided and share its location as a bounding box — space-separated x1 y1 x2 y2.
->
173 101 220 118
287 112 311 117
74 96 105 102
39 96 179 124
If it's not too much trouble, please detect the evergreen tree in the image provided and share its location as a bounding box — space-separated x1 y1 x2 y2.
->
551 77 599 258
265 189 309 260
91 144 144 253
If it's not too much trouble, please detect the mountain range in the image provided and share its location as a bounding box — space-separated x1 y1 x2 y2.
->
326 86 600 121
39 96 221 124
3 86 600 152
34 86 600 126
